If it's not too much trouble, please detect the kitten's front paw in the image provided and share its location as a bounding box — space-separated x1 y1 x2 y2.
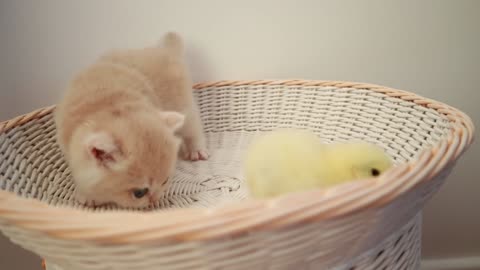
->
181 136 210 161
75 192 97 207
183 149 209 161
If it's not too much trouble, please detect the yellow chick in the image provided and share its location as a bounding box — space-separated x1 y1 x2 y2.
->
244 129 393 199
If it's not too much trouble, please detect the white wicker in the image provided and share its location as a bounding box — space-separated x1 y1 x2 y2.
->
0 80 474 270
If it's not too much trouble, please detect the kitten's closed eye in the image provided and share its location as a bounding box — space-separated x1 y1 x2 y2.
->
132 188 149 198
162 178 169 186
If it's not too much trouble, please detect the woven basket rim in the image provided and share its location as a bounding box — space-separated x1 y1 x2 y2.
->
0 79 474 245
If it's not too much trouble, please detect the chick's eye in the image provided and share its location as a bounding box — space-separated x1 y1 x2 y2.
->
371 168 380 177
132 188 149 199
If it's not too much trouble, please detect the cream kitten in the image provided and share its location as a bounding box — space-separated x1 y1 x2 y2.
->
55 32 208 208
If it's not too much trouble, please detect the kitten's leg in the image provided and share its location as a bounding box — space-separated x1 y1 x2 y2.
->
179 106 209 161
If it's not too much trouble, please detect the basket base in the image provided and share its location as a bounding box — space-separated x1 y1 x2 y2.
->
331 212 422 270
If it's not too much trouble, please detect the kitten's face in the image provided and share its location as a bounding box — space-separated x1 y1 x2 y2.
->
70 111 184 208
89 138 178 208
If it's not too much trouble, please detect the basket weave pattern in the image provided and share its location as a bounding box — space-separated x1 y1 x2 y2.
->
0 80 474 270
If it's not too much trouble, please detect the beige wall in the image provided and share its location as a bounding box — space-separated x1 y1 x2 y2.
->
1 0 478 269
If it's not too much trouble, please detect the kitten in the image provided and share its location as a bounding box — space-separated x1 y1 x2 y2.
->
54 32 208 208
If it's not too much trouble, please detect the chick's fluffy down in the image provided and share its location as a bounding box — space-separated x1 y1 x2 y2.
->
244 129 393 199
244 130 326 198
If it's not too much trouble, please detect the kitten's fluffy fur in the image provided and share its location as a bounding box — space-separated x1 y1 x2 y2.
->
55 32 208 208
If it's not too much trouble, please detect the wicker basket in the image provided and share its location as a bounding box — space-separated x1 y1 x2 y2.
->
0 80 474 270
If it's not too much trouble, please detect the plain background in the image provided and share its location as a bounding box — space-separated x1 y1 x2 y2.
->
0 0 478 269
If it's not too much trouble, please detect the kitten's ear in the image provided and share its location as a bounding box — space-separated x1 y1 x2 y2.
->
84 132 123 168
159 111 185 132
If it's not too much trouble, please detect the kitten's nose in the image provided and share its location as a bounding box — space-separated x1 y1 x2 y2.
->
148 195 157 206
